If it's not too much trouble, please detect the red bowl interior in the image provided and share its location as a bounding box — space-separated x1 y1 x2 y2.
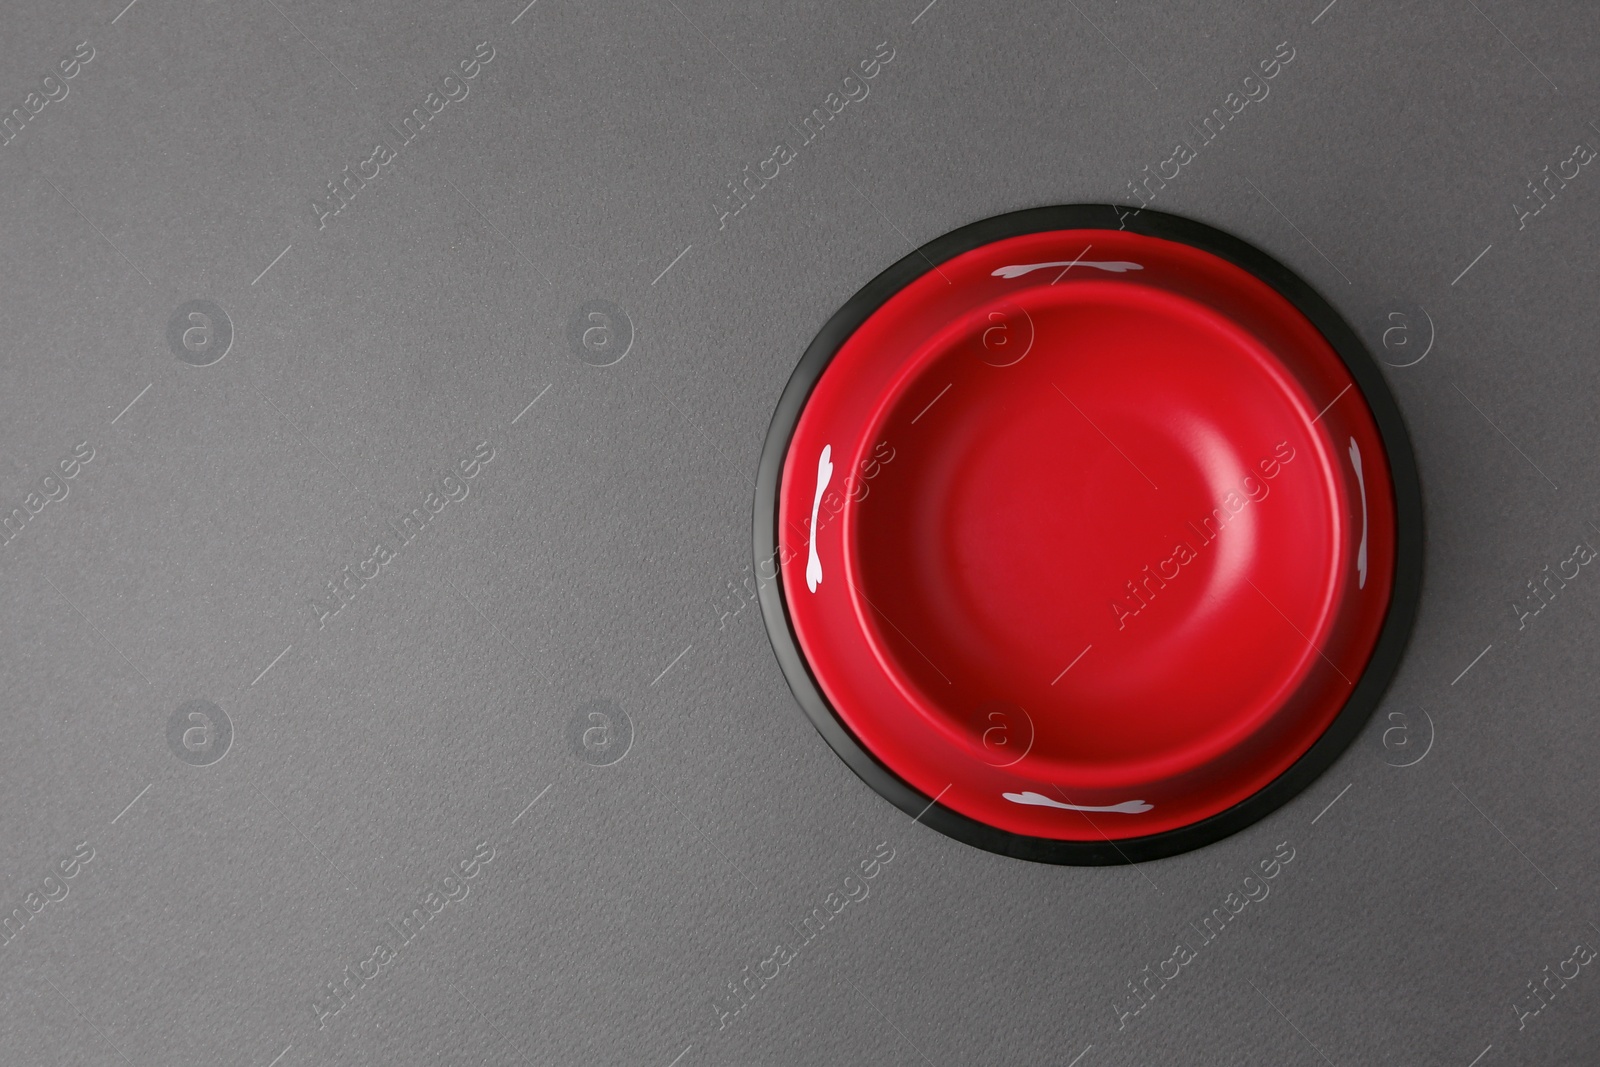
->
777 228 1395 841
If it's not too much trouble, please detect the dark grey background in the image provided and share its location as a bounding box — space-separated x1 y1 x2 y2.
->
2 0 1596 1064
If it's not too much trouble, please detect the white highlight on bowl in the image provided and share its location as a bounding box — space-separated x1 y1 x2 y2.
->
1002 791 1153 814
807 445 833 593
990 260 1144 279
1349 437 1367 590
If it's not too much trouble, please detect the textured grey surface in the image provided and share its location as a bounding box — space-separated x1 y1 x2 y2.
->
2 0 1598 1064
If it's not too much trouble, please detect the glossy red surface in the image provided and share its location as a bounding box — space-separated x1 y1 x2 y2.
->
777 228 1395 840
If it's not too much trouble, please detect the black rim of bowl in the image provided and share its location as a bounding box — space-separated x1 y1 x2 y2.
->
753 204 1424 865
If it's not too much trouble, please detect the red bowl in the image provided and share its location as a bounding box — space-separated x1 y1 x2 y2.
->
755 207 1421 863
